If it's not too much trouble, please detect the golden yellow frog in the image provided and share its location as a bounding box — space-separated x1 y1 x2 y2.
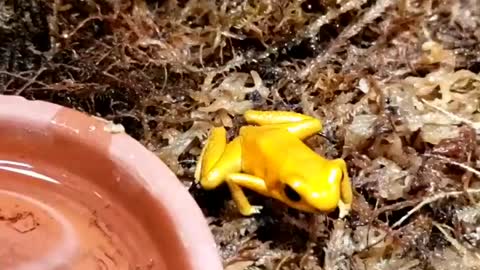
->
195 110 353 217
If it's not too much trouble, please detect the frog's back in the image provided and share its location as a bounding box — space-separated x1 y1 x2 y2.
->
239 126 325 183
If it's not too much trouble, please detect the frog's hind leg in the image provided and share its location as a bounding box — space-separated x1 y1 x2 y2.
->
244 110 322 140
195 127 241 190
195 127 226 186
195 127 262 216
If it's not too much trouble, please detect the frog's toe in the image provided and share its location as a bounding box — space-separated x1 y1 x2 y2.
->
239 205 263 216
252 205 263 213
338 200 351 218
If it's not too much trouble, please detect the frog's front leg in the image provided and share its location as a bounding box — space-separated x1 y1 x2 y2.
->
224 173 270 216
226 173 270 197
225 179 264 216
195 127 263 216
225 174 265 216
334 159 353 218
227 173 318 213
244 110 323 140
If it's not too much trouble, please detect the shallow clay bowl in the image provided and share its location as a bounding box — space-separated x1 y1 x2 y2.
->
0 95 223 270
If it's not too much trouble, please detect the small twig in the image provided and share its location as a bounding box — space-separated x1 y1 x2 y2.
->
433 222 466 254
0 70 49 92
275 254 291 270
434 222 480 262
423 154 480 178
14 67 47 95
397 260 420 270
299 0 398 79
374 199 421 217
421 99 480 133
304 0 367 39
354 229 389 255
392 188 480 229
161 64 168 92
298 243 316 268
61 15 103 40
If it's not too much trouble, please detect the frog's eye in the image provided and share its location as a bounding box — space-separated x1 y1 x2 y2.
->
284 184 301 202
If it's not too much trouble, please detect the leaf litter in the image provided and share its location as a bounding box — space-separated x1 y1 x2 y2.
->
1 0 480 268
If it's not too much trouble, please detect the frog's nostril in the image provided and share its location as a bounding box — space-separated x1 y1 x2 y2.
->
284 184 301 202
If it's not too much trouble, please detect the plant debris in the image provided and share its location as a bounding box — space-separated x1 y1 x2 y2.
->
1 0 480 268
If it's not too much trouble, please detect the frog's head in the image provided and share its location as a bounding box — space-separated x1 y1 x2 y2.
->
280 159 352 216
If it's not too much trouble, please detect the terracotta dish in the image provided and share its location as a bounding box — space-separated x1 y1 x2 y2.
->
0 95 223 270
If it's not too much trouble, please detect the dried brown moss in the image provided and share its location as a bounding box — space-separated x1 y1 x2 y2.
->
1 0 480 269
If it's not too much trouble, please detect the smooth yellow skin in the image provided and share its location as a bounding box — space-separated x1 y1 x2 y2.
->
195 110 353 217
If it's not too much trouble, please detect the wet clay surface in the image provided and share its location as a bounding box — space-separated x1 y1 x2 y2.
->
0 108 170 270
0 160 162 270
